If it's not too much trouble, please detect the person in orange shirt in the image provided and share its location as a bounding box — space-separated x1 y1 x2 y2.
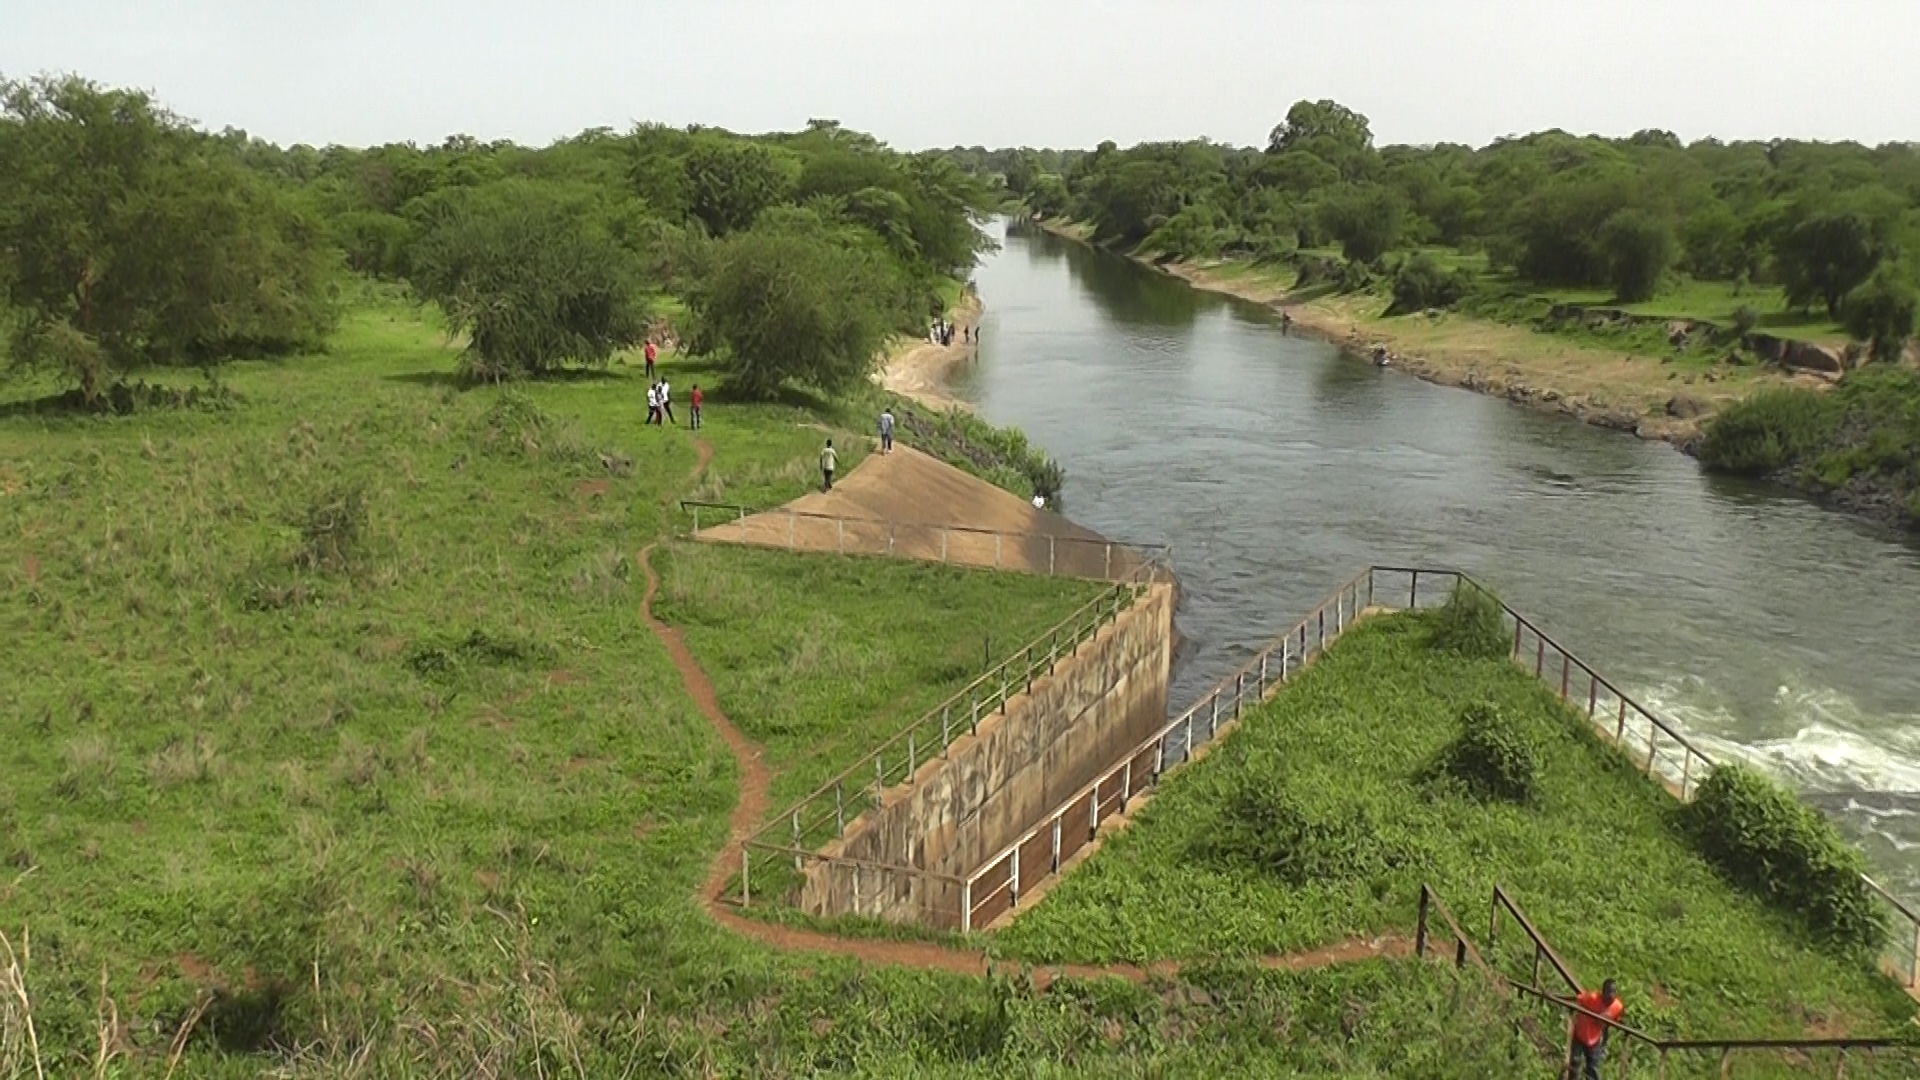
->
1568 979 1624 1080
643 339 659 380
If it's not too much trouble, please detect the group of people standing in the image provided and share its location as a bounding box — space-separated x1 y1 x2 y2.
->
639 338 703 429
929 318 976 347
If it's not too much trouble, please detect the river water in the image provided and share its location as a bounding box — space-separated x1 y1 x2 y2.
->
952 220 1920 894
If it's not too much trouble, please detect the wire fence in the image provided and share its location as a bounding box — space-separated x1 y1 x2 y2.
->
681 500 1174 583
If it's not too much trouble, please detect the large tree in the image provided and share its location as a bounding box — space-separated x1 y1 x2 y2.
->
1841 268 1918 363
1775 209 1897 317
0 76 337 402
693 216 911 398
406 180 650 381
683 138 797 235
1315 183 1405 262
1598 209 1677 302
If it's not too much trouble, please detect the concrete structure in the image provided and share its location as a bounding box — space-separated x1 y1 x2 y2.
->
798 582 1175 927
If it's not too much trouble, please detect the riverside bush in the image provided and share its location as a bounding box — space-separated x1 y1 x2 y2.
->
1685 764 1884 952
1385 253 1471 316
1439 701 1541 804
1429 581 1509 659
1697 387 1836 474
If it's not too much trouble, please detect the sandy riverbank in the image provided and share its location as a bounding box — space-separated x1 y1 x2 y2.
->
1030 218 1819 448
878 292 982 412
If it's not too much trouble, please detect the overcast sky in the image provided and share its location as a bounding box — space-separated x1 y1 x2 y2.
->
5 1 1915 151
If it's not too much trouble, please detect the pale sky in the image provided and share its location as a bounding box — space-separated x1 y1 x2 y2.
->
4 0 1915 151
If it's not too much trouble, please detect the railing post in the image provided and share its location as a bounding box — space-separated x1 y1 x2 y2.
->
942 705 952 750
874 755 884 804
908 733 917 775
1089 782 1101 837
791 811 802 871
1535 638 1545 677
1282 645 1290 682
961 879 972 933
1587 674 1598 718
1209 692 1220 741
692 505 700 532
1259 653 1269 694
1416 885 1430 957
1512 617 1523 660
1646 726 1658 776
1680 752 1692 801
834 782 845 834
1049 535 1056 575
1010 844 1021 909
1051 816 1062 871
971 692 980 735
1410 570 1419 609
1318 608 1325 652
741 847 751 906
1234 672 1245 718
1104 543 1112 580
1616 698 1627 743
1560 653 1570 700
1531 945 1542 990
1121 755 1133 805
1366 569 1376 610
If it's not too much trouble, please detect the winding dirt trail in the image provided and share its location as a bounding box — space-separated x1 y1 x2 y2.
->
643 438 1408 986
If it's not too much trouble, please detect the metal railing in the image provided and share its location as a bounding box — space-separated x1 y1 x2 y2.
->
960 567 1377 930
733 575 1154 925
1419 883 1911 1077
680 499 1174 583
957 564 1920 986
1371 567 1920 991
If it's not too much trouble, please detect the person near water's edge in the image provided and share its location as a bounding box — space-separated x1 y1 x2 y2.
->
820 438 838 491
1567 979 1624 1080
879 407 895 454
1280 311 1293 336
644 338 658 379
690 384 704 430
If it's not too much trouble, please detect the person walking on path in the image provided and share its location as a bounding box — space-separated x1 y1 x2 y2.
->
659 377 676 425
690 383 704 430
1280 311 1293 336
645 381 661 426
820 438 838 492
878 407 895 454
1567 980 1624 1080
644 339 658 379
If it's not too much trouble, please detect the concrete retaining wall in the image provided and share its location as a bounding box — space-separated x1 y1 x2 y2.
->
799 583 1175 927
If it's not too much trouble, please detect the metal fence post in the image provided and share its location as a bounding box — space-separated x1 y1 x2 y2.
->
1535 638 1545 677
1615 698 1627 743
1049 535 1056 575
1646 725 1659 776
1259 653 1269 694
908 733 917 775
970 692 980 734
1560 653 1570 699
961 879 973 934
1415 885 1429 957
1051 816 1063 871
791 812 802 871
741 847 751 906
1512 618 1524 660
1010 847 1021 909
1234 672 1244 718
1587 675 1597 718
692 505 701 533
1410 570 1419 608
1209 692 1220 741
834 782 845 834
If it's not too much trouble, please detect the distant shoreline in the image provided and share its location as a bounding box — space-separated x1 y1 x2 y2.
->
878 291 981 412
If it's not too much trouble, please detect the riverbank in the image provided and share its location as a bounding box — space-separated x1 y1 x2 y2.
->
878 292 981 412
1030 217 1815 448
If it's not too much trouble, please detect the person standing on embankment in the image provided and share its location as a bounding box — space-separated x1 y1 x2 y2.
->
1567 979 1624 1080
820 438 837 491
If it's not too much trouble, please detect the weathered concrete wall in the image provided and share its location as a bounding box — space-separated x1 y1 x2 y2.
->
799 584 1174 927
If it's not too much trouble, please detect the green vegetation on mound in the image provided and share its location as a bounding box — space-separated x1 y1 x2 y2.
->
654 543 1104 808
1699 365 1920 528
995 613 1915 1048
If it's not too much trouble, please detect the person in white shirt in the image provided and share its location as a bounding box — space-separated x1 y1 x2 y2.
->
659 378 675 424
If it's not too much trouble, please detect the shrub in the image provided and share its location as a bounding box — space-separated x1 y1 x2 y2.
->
295 486 367 572
1439 702 1541 804
1697 388 1836 474
1209 772 1409 883
1685 764 1884 952
1429 581 1509 660
1840 268 1918 364
1597 209 1676 303
1731 304 1761 337
1386 254 1470 316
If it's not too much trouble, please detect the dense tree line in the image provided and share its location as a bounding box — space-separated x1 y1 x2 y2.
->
949 100 1920 357
1 78 990 403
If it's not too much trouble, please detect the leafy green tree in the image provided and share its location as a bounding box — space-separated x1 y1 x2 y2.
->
693 219 910 398
683 138 797 234
1775 209 1896 317
1025 174 1071 218
1267 99 1372 155
0 75 337 402
1598 209 1676 302
1841 268 1918 363
406 180 650 381
1315 183 1404 262
1088 159 1183 246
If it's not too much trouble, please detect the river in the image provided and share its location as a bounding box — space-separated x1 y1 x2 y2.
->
951 220 1920 895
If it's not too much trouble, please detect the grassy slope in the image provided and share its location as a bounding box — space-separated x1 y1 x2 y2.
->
0 306 1552 1077
996 614 1915 1050
654 543 1105 810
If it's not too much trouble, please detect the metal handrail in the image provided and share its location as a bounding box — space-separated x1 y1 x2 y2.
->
959 566 1377 929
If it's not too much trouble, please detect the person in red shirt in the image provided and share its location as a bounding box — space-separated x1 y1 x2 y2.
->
1568 979 1624 1080
690 384 704 430
643 339 658 379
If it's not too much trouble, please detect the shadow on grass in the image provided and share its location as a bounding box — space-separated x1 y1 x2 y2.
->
0 381 241 420
382 366 630 390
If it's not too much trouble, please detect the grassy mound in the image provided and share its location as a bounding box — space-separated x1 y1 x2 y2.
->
995 614 1915 1047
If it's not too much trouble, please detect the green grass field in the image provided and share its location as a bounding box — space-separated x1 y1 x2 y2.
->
995 613 1916 1061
